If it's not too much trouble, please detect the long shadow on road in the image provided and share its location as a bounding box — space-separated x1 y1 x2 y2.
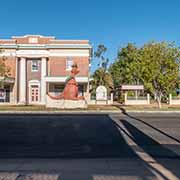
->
0 114 136 159
120 119 180 178
120 107 180 144
121 120 180 159
115 109 180 179
1 113 178 179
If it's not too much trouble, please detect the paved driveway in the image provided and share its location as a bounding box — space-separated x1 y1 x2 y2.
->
0 113 179 180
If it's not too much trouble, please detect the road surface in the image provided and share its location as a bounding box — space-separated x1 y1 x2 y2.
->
0 112 179 180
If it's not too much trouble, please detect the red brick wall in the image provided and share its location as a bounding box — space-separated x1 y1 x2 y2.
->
49 57 66 76
49 57 89 76
1 36 90 46
26 59 41 81
49 40 89 44
0 40 16 44
4 57 16 78
8 36 89 45
11 37 54 44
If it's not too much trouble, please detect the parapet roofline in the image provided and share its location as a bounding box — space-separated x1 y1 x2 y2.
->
0 35 91 48
0 39 16 41
0 38 89 44
12 35 55 39
50 39 89 42
0 44 92 49
11 35 89 42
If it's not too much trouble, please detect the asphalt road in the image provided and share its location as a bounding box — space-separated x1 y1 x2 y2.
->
0 113 179 180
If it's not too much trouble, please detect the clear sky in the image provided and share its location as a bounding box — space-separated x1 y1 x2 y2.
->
1 0 180 72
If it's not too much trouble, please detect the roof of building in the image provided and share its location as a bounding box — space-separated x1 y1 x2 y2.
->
0 35 92 49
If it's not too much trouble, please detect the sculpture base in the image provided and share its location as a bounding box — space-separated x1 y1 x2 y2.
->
46 96 87 109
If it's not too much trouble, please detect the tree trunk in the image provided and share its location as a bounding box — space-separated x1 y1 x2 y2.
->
0 81 4 89
156 95 162 109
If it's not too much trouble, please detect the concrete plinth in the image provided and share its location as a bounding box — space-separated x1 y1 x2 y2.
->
46 95 87 109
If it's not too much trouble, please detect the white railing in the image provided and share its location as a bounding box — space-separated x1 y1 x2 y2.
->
169 94 180 105
85 93 114 105
127 96 147 100
124 93 150 105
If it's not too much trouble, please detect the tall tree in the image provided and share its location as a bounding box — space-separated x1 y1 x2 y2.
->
91 68 113 95
91 45 113 95
109 42 180 108
139 42 180 108
109 43 141 88
0 50 10 87
94 44 109 70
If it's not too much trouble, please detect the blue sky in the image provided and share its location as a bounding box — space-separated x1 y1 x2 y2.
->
1 0 180 72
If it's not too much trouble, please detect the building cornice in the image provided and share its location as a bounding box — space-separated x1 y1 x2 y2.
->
12 35 55 39
44 76 89 83
0 49 90 58
0 44 92 49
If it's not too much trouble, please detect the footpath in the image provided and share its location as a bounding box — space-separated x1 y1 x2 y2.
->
1 104 180 114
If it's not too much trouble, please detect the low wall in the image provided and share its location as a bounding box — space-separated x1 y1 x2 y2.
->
0 102 15 105
85 93 113 105
124 93 150 105
46 95 88 109
169 94 180 105
87 100 113 105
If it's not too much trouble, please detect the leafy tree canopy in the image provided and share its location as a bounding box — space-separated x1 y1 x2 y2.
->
94 44 109 70
140 42 180 107
91 68 113 95
91 45 113 95
0 50 10 87
109 42 180 108
109 43 141 87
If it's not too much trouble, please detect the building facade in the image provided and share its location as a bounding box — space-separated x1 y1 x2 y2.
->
0 35 92 105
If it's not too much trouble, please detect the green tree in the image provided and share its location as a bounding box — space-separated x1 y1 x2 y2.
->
0 50 10 87
91 68 113 95
91 45 113 95
109 42 180 108
94 44 109 70
139 42 180 108
109 43 141 88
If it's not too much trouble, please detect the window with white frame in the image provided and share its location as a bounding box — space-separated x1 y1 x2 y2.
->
31 60 39 72
66 57 73 71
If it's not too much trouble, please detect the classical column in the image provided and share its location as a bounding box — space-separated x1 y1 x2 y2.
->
41 57 47 104
14 57 19 104
19 57 26 104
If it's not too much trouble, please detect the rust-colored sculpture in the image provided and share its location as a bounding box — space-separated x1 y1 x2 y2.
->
48 63 84 100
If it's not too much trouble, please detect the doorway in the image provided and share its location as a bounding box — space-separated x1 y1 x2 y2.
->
30 85 39 104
